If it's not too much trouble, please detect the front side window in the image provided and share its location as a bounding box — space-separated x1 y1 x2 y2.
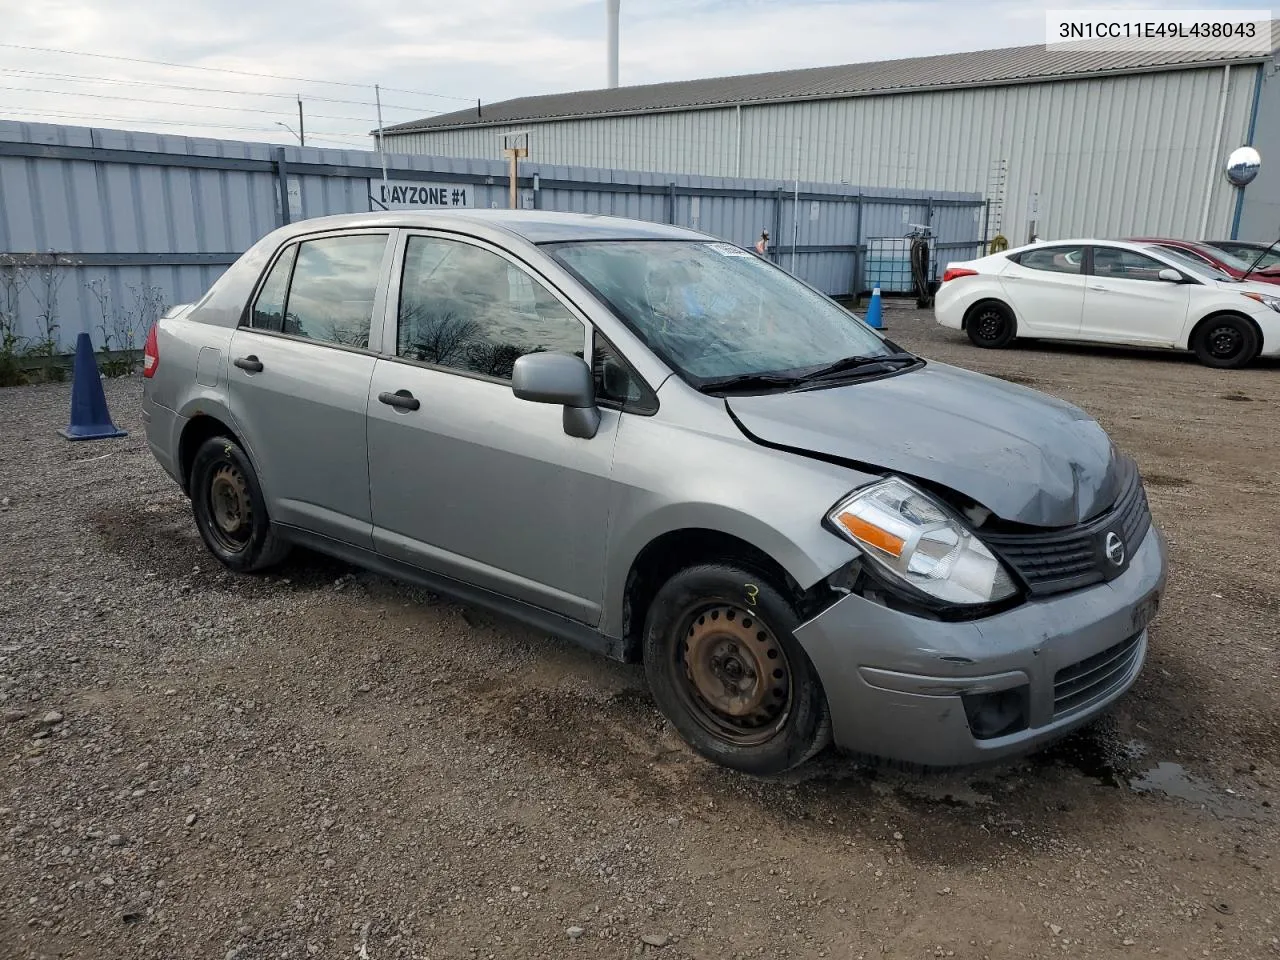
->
1014 245 1084 275
396 235 585 380
547 239 898 385
281 234 388 349
1091 248 1168 282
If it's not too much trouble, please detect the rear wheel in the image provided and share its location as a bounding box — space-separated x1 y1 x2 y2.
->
1191 314 1259 369
965 301 1017 349
189 435 290 572
642 563 831 775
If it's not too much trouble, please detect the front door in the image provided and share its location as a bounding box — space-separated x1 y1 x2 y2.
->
1080 246 1190 346
227 231 392 547
366 232 617 625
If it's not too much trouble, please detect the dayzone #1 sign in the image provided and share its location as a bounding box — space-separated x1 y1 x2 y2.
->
370 180 474 210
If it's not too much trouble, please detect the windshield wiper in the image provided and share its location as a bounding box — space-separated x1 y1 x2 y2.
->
696 372 808 394
697 352 919 394
798 351 919 383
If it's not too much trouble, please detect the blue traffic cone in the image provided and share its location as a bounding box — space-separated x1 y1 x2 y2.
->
864 285 884 330
58 332 127 441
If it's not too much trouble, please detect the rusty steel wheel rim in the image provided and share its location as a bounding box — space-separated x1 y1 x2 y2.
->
676 603 793 746
208 462 252 551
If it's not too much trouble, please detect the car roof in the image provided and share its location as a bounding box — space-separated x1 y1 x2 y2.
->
265 209 711 245
994 238 1179 257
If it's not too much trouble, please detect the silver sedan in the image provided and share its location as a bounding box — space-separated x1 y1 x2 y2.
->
142 210 1167 774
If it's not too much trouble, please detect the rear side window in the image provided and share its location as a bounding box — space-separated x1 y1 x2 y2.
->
248 234 388 349
1013 245 1083 275
283 235 388 349
250 244 297 332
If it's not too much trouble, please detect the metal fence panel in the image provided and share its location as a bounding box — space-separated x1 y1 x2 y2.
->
0 119 982 350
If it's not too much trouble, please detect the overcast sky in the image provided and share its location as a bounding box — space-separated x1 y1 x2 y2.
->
0 0 1257 151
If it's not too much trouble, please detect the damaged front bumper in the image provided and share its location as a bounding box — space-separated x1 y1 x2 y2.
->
793 525 1168 768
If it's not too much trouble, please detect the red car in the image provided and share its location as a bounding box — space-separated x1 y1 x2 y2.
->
1127 237 1280 286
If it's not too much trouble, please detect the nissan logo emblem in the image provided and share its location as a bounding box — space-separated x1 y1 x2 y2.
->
1104 532 1125 567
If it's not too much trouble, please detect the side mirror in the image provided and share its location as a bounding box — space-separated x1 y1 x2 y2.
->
1157 268 1183 283
511 352 601 439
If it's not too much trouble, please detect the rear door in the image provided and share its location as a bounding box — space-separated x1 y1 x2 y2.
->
998 243 1087 336
227 230 393 547
1079 245 1190 346
365 231 620 624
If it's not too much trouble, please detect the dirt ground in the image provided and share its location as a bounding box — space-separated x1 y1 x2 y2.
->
2 302 1278 960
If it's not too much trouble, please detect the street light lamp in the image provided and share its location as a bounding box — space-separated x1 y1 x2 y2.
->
274 121 302 145
275 99 305 146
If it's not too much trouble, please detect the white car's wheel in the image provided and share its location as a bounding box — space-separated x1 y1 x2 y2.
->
1190 314 1259 369
965 301 1016 349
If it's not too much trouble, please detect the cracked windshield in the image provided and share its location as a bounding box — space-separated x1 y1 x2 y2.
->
551 240 895 382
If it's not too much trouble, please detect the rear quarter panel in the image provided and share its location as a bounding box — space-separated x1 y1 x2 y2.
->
144 316 242 486
934 273 1002 330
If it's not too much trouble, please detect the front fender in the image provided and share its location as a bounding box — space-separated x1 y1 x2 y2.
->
600 413 866 640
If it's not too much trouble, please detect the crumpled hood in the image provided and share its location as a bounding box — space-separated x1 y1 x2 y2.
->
726 362 1122 528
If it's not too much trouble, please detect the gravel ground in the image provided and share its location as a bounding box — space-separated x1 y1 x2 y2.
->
2 303 1278 959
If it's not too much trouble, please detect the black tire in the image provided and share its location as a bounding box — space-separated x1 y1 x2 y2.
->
1191 314 1259 369
642 563 832 775
189 435 290 573
965 301 1017 349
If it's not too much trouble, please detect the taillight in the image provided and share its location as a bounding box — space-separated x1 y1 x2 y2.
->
143 323 159 378
942 267 979 283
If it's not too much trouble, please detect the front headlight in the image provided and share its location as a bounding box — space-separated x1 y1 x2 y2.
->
826 477 1017 605
1241 291 1280 313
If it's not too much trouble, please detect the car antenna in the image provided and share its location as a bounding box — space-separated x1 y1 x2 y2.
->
1240 232 1280 281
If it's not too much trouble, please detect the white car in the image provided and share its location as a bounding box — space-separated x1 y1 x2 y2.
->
934 239 1280 368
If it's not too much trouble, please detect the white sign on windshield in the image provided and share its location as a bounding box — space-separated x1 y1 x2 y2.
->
369 180 474 210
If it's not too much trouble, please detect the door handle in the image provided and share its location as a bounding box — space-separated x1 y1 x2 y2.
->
1089 285 1108 291
234 355 263 372
378 389 421 411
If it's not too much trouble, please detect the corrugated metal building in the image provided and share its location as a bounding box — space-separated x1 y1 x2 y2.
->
383 32 1280 243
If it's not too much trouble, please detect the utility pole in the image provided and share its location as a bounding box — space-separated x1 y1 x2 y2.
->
375 83 388 193
502 132 529 209
606 0 620 88
297 95 305 147
791 136 800 273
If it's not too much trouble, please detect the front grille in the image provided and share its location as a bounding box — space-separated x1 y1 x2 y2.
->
984 460 1152 597
1053 631 1143 718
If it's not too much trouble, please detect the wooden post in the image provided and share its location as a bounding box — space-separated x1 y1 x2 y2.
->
502 133 529 210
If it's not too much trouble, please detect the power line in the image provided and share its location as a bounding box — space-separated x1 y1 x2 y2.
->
0 42 474 102
0 67 441 113
0 105 376 146
0 106 293 133
0 83 384 123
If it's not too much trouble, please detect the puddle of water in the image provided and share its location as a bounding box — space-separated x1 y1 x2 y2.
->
1030 719 1143 787
1129 762 1215 803
1025 724 1269 821
1127 762 1263 819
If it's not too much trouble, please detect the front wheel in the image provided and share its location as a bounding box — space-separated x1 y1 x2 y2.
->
1191 314 1259 369
965 301 1017 349
642 564 832 775
189 435 290 572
